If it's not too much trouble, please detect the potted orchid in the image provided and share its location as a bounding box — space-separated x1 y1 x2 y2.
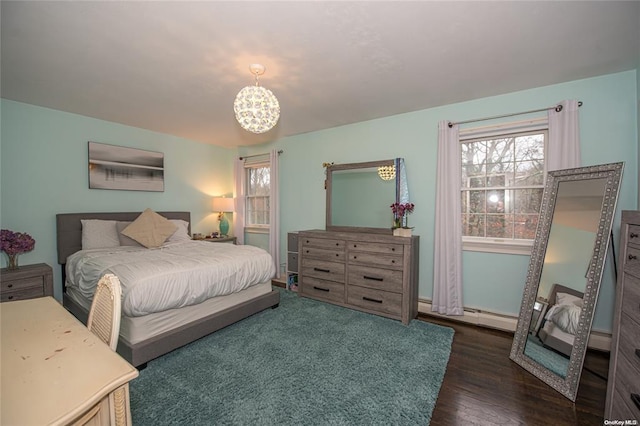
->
390 202 415 236
1 229 35 270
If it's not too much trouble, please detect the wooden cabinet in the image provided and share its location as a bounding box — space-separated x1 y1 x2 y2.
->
0 263 53 302
298 230 419 324
286 232 299 291
605 210 640 420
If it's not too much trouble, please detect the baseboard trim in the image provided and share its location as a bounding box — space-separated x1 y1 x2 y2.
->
418 300 611 352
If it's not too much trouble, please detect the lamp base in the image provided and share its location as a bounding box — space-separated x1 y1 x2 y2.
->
219 217 230 237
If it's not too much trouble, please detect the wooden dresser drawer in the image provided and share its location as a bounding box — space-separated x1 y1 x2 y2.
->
627 224 640 249
300 277 345 304
621 274 640 320
348 252 403 270
618 313 640 371
302 259 345 283
301 237 345 251
301 246 345 262
346 241 403 255
613 350 640 419
611 389 640 422
347 285 402 317
348 265 403 293
625 246 640 272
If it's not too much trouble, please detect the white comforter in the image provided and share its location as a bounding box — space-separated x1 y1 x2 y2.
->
66 241 275 317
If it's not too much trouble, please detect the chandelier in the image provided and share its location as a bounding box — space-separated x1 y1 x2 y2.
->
378 165 396 181
233 64 280 134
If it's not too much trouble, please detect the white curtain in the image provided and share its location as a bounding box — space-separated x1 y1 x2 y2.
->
547 99 582 170
269 149 280 276
233 158 246 245
432 121 464 315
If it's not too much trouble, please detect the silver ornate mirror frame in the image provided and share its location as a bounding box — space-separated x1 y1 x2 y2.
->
509 162 624 401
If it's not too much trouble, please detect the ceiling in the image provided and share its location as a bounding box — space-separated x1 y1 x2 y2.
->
2 1 639 148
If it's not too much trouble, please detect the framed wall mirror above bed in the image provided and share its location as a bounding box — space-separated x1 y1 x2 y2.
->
509 162 623 401
326 158 408 234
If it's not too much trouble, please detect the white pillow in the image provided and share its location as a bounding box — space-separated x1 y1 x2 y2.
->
166 219 191 243
81 219 120 250
550 304 581 335
556 292 583 308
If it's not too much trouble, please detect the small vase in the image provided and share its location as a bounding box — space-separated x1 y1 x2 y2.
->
6 253 19 270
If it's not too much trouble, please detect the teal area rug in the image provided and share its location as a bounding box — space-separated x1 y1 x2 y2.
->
524 335 569 378
130 289 454 425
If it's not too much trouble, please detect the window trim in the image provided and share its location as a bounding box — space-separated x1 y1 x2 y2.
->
460 118 548 255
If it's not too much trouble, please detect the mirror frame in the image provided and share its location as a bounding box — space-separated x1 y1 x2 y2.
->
509 162 624 401
326 159 399 234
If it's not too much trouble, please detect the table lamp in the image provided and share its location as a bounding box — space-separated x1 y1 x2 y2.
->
212 197 234 237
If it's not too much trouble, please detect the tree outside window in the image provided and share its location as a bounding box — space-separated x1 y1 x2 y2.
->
461 130 546 243
246 165 270 226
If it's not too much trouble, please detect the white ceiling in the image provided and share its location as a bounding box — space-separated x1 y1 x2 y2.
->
2 1 639 148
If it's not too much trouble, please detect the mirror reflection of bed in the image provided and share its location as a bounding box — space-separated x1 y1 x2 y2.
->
525 284 584 377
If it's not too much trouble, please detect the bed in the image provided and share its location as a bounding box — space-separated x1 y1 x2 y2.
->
537 283 584 358
56 211 280 367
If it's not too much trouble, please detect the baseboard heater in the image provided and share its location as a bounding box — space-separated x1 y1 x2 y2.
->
418 299 611 352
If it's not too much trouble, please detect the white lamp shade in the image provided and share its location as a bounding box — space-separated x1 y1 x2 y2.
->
212 197 234 213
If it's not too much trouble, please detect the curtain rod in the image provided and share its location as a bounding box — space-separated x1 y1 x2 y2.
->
448 101 582 128
238 150 283 161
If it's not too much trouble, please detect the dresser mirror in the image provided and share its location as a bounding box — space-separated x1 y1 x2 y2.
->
510 162 623 401
326 158 407 234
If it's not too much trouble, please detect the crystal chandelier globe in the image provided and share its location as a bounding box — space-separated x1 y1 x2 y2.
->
234 64 280 134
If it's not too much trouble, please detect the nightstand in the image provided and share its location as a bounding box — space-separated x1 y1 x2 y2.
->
1 263 54 302
200 236 237 245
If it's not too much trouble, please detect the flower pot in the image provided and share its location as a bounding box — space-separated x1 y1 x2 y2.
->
393 228 412 237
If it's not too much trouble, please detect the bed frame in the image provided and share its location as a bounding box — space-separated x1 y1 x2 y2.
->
56 211 280 367
537 283 584 357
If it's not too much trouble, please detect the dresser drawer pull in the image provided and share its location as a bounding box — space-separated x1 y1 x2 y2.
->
313 286 330 292
636 348 640 360
629 254 638 260
631 232 639 238
7 295 13 300
363 275 384 282
7 284 13 288
362 296 383 304
631 393 640 411
313 267 330 273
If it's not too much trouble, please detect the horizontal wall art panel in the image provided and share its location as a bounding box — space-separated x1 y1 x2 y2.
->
88 141 164 192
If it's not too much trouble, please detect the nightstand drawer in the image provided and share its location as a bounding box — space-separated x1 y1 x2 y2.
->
348 265 403 293
1 276 44 292
1 286 44 302
347 286 402 317
0 263 53 303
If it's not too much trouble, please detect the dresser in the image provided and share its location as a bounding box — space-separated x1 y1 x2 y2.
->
605 210 640 420
298 230 419 324
0 262 54 302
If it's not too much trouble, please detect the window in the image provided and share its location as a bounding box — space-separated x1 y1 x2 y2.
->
245 163 270 227
461 125 547 254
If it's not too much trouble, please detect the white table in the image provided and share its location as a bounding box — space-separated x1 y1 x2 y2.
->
1 297 138 425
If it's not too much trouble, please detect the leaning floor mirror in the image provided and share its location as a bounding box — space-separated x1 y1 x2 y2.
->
510 162 624 401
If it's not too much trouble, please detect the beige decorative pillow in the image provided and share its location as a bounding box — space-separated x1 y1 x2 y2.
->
121 209 178 248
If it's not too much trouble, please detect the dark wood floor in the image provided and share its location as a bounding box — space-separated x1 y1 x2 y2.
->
422 314 609 426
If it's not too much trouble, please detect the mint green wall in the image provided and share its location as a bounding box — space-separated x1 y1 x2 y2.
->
0 100 235 299
243 70 638 333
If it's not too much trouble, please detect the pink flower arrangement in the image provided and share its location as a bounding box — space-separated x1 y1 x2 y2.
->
1 229 36 255
390 202 415 228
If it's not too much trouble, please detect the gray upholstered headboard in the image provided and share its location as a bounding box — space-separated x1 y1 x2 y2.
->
56 211 191 265
547 283 584 306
